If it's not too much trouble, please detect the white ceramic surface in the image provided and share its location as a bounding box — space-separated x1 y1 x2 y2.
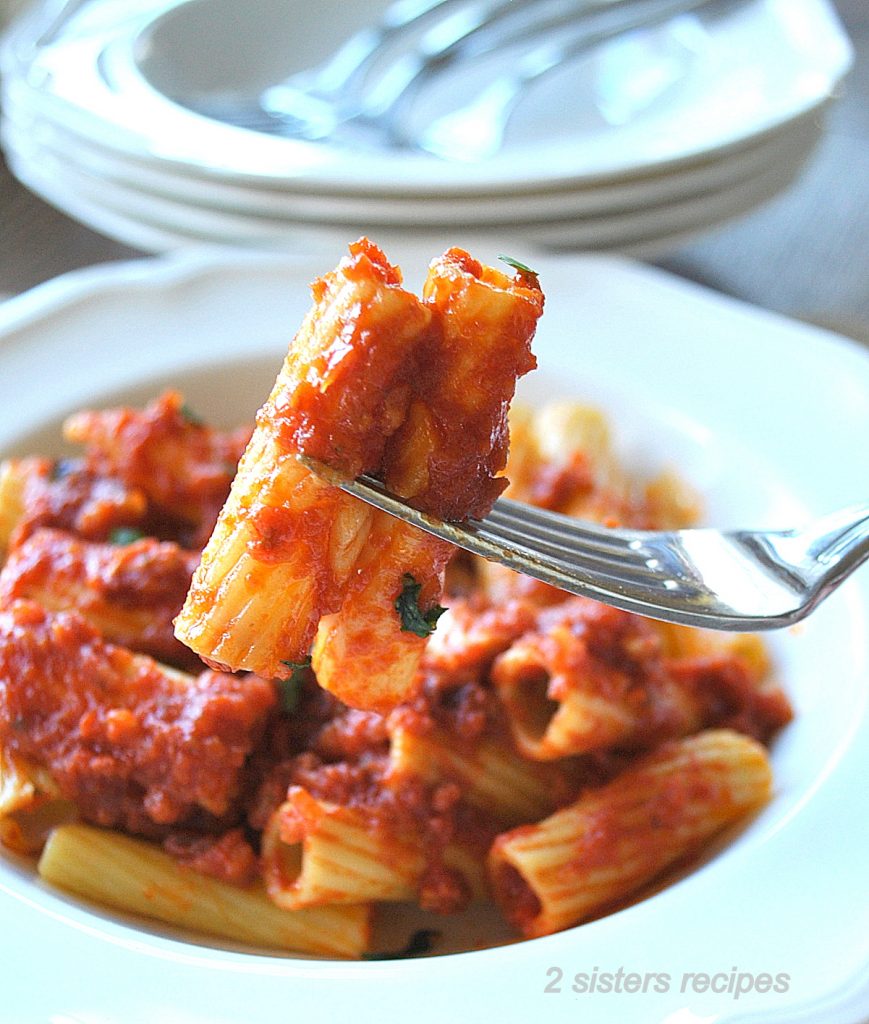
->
1 78 827 222
1 0 851 193
0 105 821 256
0 250 867 1024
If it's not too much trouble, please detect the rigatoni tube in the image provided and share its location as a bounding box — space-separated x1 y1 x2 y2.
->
174 240 433 683
488 730 772 938
39 823 370 957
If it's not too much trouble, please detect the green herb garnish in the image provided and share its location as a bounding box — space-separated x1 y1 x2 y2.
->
109 527 146 546
179 402 205 427
498 254 538 278
394 574 446 639
277 656 312 713
48 458 79 482
362 929 441 960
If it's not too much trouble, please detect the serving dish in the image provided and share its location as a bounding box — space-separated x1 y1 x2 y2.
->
0 90 825 223
0 102 820 258
0 249 866 1023
4 0 850 191
2 0 849 257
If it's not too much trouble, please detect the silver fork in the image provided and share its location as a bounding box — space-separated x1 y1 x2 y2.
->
318 467 869 631
408 0 745 160
189 0 725 146
189 0 531 136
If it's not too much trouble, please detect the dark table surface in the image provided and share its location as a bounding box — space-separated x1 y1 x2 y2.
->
0 0 866 343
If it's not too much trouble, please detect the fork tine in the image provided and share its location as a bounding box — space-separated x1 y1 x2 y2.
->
469 519 699 593
206 0 727 143
411 0 740 159
265 0 519 121
457 512 713 604
475 511 656 576
302 461 869 630
306 0 479 96
366 0 596 117
340 470 696 597
378 0 677 118
486 499 651 560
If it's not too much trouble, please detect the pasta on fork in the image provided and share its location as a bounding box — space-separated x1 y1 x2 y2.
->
175 238 544 711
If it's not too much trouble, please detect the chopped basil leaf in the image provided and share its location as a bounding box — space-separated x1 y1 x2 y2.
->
179 403 205 427
277 656 312 713
49 458 79 482
394 574 446 639
109 527 145 546
498 254 537 277
362 929 441 960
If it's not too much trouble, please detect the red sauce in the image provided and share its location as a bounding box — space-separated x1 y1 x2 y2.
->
0 601 274 835
262 752 497 914
385 248 542 521
490 852 542 932
64 390 250 547
425 596 540 682
0 527 200 670
246 663 512 915
9 458 147 547
526 451 595 511
269 242 543 524
271 238 433 478
668 654 793 742
312 708 390 761
487 593 793 751
162 827 259 886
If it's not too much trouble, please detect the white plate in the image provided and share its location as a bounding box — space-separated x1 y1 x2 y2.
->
0 108 820 256
2 0 851 193
0 250 867 1024
1 78 827 224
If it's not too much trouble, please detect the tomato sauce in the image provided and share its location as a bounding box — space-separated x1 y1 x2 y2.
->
270 241 543 525
162 827 259 886
0 527 200 670
0 601 274 835
385 247 541 522
8 458 147 547
64 390 250 547
270 238 433 478
490 855 543 933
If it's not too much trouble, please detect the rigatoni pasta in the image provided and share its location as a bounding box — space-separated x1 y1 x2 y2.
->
0 241 792 958
261 787 428 908
174 431 369 681
0 460 29 554
490 598 706 759
488 729 772 938
386 722 569 826
39 823 370 957
310 515 453 712
0 527 201 669
177 241 543 713
0 735 77 855
175 240 443 700
0 599 276 832
62 389 251 544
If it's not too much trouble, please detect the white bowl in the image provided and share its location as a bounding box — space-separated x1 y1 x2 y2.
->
4 0 852 191
0 249 867 1024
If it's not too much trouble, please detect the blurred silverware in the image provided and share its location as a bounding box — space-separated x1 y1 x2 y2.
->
191 0 742 156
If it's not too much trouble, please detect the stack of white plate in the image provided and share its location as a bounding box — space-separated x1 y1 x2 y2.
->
0 0 853 258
